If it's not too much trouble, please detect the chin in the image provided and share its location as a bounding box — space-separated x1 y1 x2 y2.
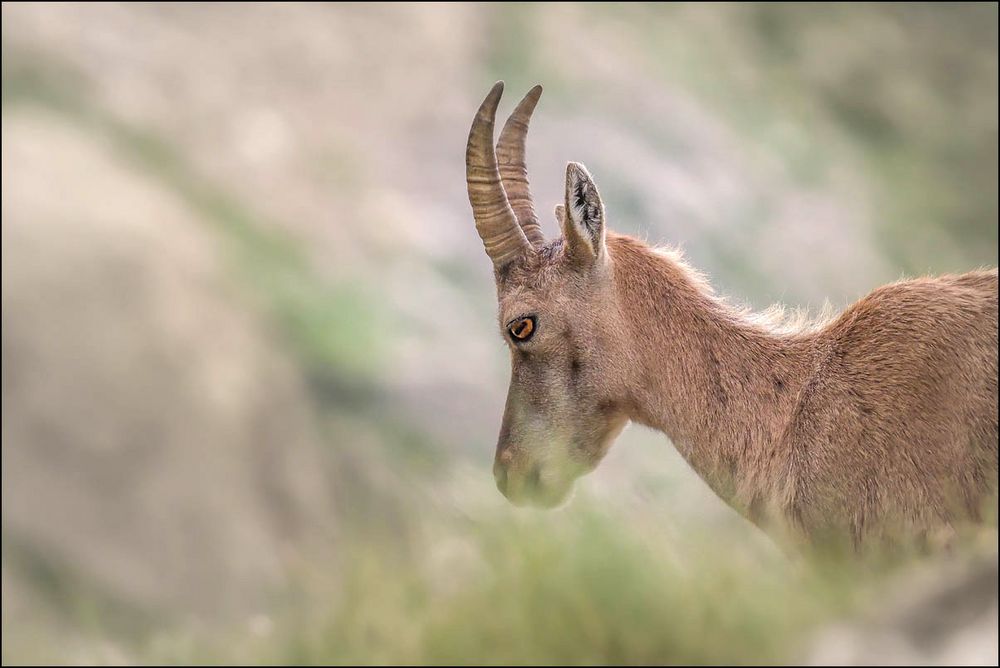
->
508 480 576 509
532 485 575 509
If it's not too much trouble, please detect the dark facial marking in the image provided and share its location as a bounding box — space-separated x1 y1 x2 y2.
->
570 354 582 386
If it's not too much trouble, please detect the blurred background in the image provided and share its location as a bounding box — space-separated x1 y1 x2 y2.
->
2 3 997 664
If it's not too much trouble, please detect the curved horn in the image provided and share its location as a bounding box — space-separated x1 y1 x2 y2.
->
496 85 545 247
466 81 531 269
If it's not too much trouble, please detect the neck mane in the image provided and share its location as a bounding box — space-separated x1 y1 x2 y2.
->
608 233 818 517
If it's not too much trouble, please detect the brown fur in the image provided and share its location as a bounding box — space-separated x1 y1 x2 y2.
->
468 85 998 547
497 222 997 546
606 235 998 545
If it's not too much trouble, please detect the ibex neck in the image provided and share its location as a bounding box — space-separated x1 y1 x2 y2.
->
610 235 814 513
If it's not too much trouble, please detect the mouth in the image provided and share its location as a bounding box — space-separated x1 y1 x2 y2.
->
493 417 629 510
495 464 575 509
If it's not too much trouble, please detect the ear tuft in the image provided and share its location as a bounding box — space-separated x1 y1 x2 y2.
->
562 162 605 262
553 204 565 226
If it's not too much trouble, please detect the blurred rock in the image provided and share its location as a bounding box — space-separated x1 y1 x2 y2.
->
808 554 999 666
1 110 335 621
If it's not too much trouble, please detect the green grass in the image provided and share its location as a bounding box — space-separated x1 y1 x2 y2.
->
136 509 873 666
133 507 994 666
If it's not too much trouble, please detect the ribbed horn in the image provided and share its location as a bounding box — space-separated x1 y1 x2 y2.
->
466 81 531 270
496 85 545 247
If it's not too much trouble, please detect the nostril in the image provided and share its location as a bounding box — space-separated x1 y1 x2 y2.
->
498 447 514 466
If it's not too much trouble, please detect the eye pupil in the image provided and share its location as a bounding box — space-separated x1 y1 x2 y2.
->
510 317 534 341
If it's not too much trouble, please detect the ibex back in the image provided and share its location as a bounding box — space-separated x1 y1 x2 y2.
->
465 82 998 547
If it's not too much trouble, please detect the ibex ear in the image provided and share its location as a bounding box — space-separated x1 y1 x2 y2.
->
561 162 606 265
553 204 565 227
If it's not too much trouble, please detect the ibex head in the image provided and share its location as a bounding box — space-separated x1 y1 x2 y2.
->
466 82 630 508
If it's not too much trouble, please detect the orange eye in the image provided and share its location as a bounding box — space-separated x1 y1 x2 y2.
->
508 316 536 342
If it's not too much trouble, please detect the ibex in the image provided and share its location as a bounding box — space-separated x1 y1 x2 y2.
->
466 82 998 547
